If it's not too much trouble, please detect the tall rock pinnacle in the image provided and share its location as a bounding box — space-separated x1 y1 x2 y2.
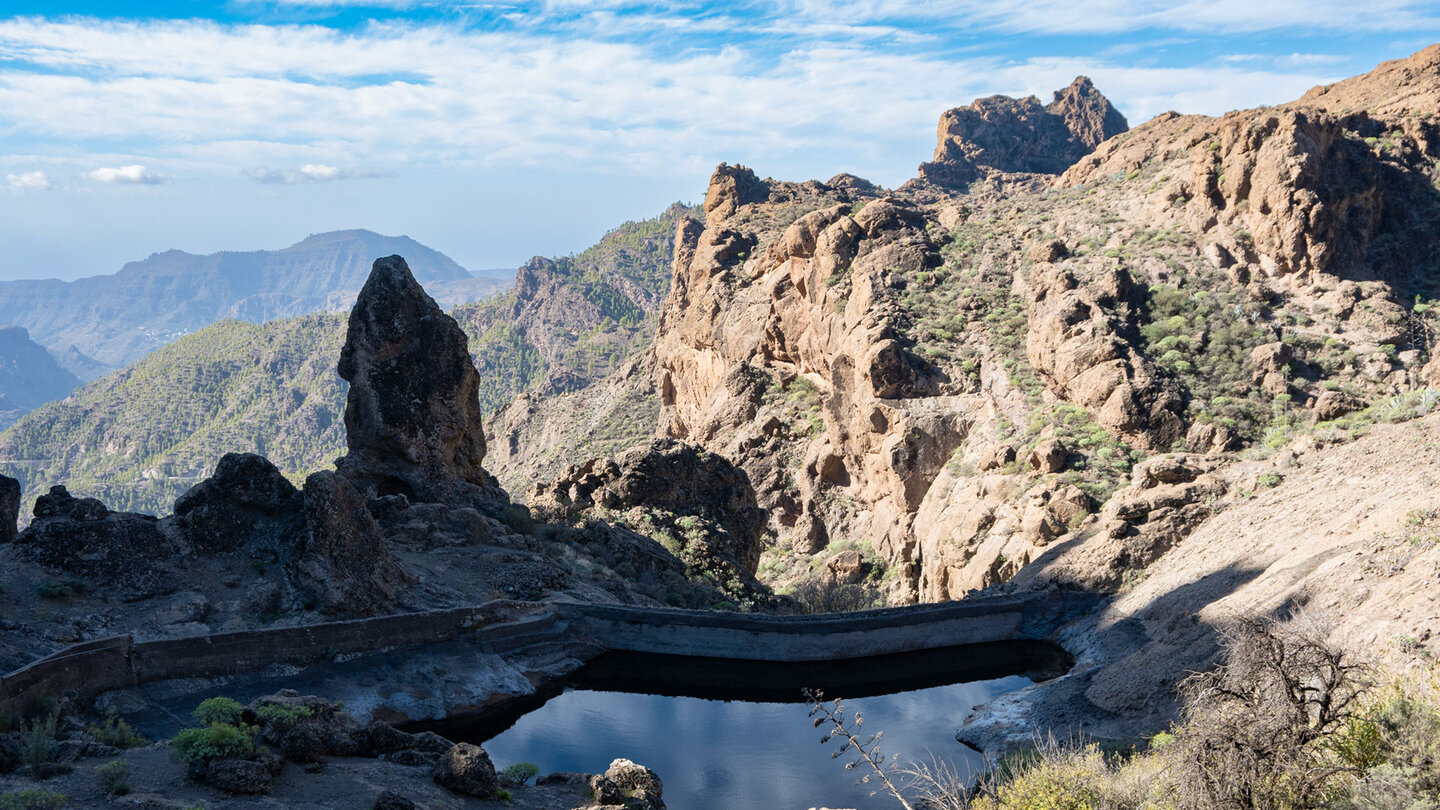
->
336 255 499 503
917 76 1129 186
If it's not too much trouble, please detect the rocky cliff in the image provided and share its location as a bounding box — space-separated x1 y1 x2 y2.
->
634 46 1440 607
918 76 1129 187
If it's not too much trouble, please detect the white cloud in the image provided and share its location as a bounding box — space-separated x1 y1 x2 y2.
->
243 163 392 183
84 164 168 184
0 15 1416 188
6 170 53 191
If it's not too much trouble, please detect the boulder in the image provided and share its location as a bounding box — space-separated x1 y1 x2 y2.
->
1027 439 1067 474
1026 239 1068 264
203 758 271 795
12 486 176 594
1313 389 1365 421
364 721 452 757
173 453 302 553
335 255 502 504
432 743 498 798
605 758 663 798
826 549 867 584
288 471 406 616
372 791 418 810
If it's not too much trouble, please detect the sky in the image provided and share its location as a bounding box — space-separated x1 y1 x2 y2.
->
2 2 1439 281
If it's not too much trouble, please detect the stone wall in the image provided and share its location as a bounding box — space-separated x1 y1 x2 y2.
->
1 595 1044 716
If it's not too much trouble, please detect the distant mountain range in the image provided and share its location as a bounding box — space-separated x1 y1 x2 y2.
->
0 229 506 369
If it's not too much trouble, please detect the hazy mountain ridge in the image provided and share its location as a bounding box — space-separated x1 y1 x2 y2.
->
0 327 82 431
0 209 688 515
0 229 503 368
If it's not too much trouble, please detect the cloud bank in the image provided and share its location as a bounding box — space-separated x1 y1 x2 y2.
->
243 164 392 183
0 6 1436 193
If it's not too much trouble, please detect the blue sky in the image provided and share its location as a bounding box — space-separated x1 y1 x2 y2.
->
2 2 1439 281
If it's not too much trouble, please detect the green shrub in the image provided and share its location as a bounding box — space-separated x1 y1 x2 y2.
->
499 761 540 786
20 714 59 778
173 724 255 773
33 582 74 600
88 713 148 748
0 790 66 810
94 760 130 796
254 703 311 729
971 745 1108 810
191 697 244 727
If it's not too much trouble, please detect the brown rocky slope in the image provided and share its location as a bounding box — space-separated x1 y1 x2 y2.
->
517 51 1440 625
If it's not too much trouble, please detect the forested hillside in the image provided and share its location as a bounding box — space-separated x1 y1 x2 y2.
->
454 202 692 412
0 207 688 516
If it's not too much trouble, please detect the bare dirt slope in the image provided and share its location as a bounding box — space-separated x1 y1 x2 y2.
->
966 411 1440 747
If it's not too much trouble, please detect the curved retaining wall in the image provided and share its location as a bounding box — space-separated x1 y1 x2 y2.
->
1 595 1040 716
557 597 1029 662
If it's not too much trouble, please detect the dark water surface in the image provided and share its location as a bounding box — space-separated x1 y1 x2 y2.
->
482 676 1028 810
430 644 1067 810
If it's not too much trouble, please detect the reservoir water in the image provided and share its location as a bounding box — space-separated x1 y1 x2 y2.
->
432 644 1068 810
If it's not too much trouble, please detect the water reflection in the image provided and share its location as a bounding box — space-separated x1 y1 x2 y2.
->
482 676 1030 810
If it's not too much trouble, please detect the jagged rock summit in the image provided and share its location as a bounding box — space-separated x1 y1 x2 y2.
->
337 255 503 505
918 76 1128 186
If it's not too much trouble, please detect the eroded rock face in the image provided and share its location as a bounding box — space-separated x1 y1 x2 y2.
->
1025 263 1184 452
919 76 1128 186
174 453 302 553
1023 453 1229 591
336 255 501 504
1062 96 1440 293
12 485 176 593
288 471 406 616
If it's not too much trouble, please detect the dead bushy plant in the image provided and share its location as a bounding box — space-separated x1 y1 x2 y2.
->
1166 614 1369 810
788 577 883 613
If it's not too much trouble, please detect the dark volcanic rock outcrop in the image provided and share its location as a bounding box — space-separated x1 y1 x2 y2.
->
12 485 175 593
919 76 1128 186
336 255 502 504
174 453 302 553
0 473 18 544
290 471 406 616
530 439 768 575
